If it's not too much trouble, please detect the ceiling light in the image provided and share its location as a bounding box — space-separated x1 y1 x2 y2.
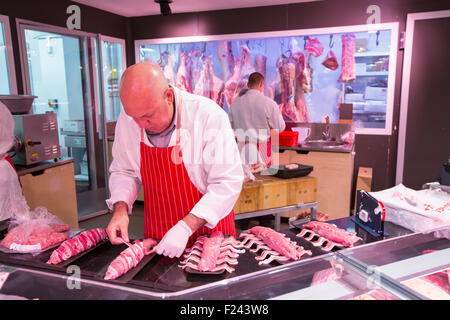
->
154 0 173 16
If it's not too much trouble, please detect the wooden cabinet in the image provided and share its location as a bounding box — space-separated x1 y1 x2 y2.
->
18 160 79 229
234 174 317 215
274 148 355 220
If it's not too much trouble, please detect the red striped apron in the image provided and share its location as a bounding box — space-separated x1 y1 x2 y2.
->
139 92 236 247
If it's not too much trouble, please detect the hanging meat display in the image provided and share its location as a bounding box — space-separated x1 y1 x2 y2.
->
175 51 193 93
305 37 324 57
302 53 313 93
339 33 356 82
188 49 204 89
292 52 310 122
254 54 267 79
193 56 224 104
277 53 298 121
217 41 235 82
322 50 339 70
158 51 176 86
238 45 255 80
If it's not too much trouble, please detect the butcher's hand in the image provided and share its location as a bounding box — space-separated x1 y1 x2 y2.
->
154 220 193 258
106 201 130 245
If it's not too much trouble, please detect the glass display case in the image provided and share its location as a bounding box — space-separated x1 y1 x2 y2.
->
0 228 448 300
135 22 398 135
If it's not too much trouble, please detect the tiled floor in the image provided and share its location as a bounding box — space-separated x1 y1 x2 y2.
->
79 201 291 238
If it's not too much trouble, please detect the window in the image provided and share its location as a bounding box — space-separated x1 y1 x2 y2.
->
135 23 398 135
99 36 126 122
0 14 17 94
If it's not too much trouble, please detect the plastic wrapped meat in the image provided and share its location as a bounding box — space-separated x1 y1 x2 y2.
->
47 228 108 264
339 34 356 82
104 239 157 280
1 223 69 253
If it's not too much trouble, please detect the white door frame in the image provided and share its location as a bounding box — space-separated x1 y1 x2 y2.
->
395 10 450 185
0 14 18 94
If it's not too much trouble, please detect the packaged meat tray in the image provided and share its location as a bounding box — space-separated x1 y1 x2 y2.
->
0 207 72 255
268 163 313 179
370 184 450 237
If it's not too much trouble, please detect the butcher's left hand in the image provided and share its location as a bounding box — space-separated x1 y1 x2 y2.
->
154 220 193 258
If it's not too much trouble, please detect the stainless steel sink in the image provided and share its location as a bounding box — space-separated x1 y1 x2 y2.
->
302 140 345 148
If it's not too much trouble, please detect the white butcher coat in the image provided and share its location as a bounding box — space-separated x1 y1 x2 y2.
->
106 87 244 229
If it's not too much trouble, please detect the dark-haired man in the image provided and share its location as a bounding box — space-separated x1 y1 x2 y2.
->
228 72 285 168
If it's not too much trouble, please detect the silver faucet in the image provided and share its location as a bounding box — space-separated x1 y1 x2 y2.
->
322 116 331 140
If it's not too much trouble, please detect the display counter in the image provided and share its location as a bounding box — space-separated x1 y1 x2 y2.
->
0 217 448 300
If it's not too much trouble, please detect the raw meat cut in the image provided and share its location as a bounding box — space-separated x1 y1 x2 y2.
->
238 45 255 80
285 164 299 170
188 49 203 89
221 44 255 108
292 52 310 122
240 226 311 264
104 238 157 280
339 34 356 82
193 57 224 104
254 54 267 79
353 289 400 300
1 223 69 252
301 221 362 247
305 37 324 57
311 268 341 286
277 54 298 121
289 211 330 223
217 41 235 82
47 228 108 264
158 52 176 86
179 231 244 273
322 50 339 70
403 277 449 299
222 57 242 107
175 52 193 93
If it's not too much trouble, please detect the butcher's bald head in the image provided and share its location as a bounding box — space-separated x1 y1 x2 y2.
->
119 62 175 133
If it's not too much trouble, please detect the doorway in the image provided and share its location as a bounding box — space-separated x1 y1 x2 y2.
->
17 21 115 220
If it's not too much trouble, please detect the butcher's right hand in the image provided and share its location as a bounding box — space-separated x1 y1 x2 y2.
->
106 202 130 245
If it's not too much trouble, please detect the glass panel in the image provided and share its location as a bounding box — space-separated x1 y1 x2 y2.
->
101 40 124 122
338 232 450 299
138 29 393 131
0 21 11 94
24 29 90 192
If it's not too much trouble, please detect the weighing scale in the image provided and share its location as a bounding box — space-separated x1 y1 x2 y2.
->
351 190 389 237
